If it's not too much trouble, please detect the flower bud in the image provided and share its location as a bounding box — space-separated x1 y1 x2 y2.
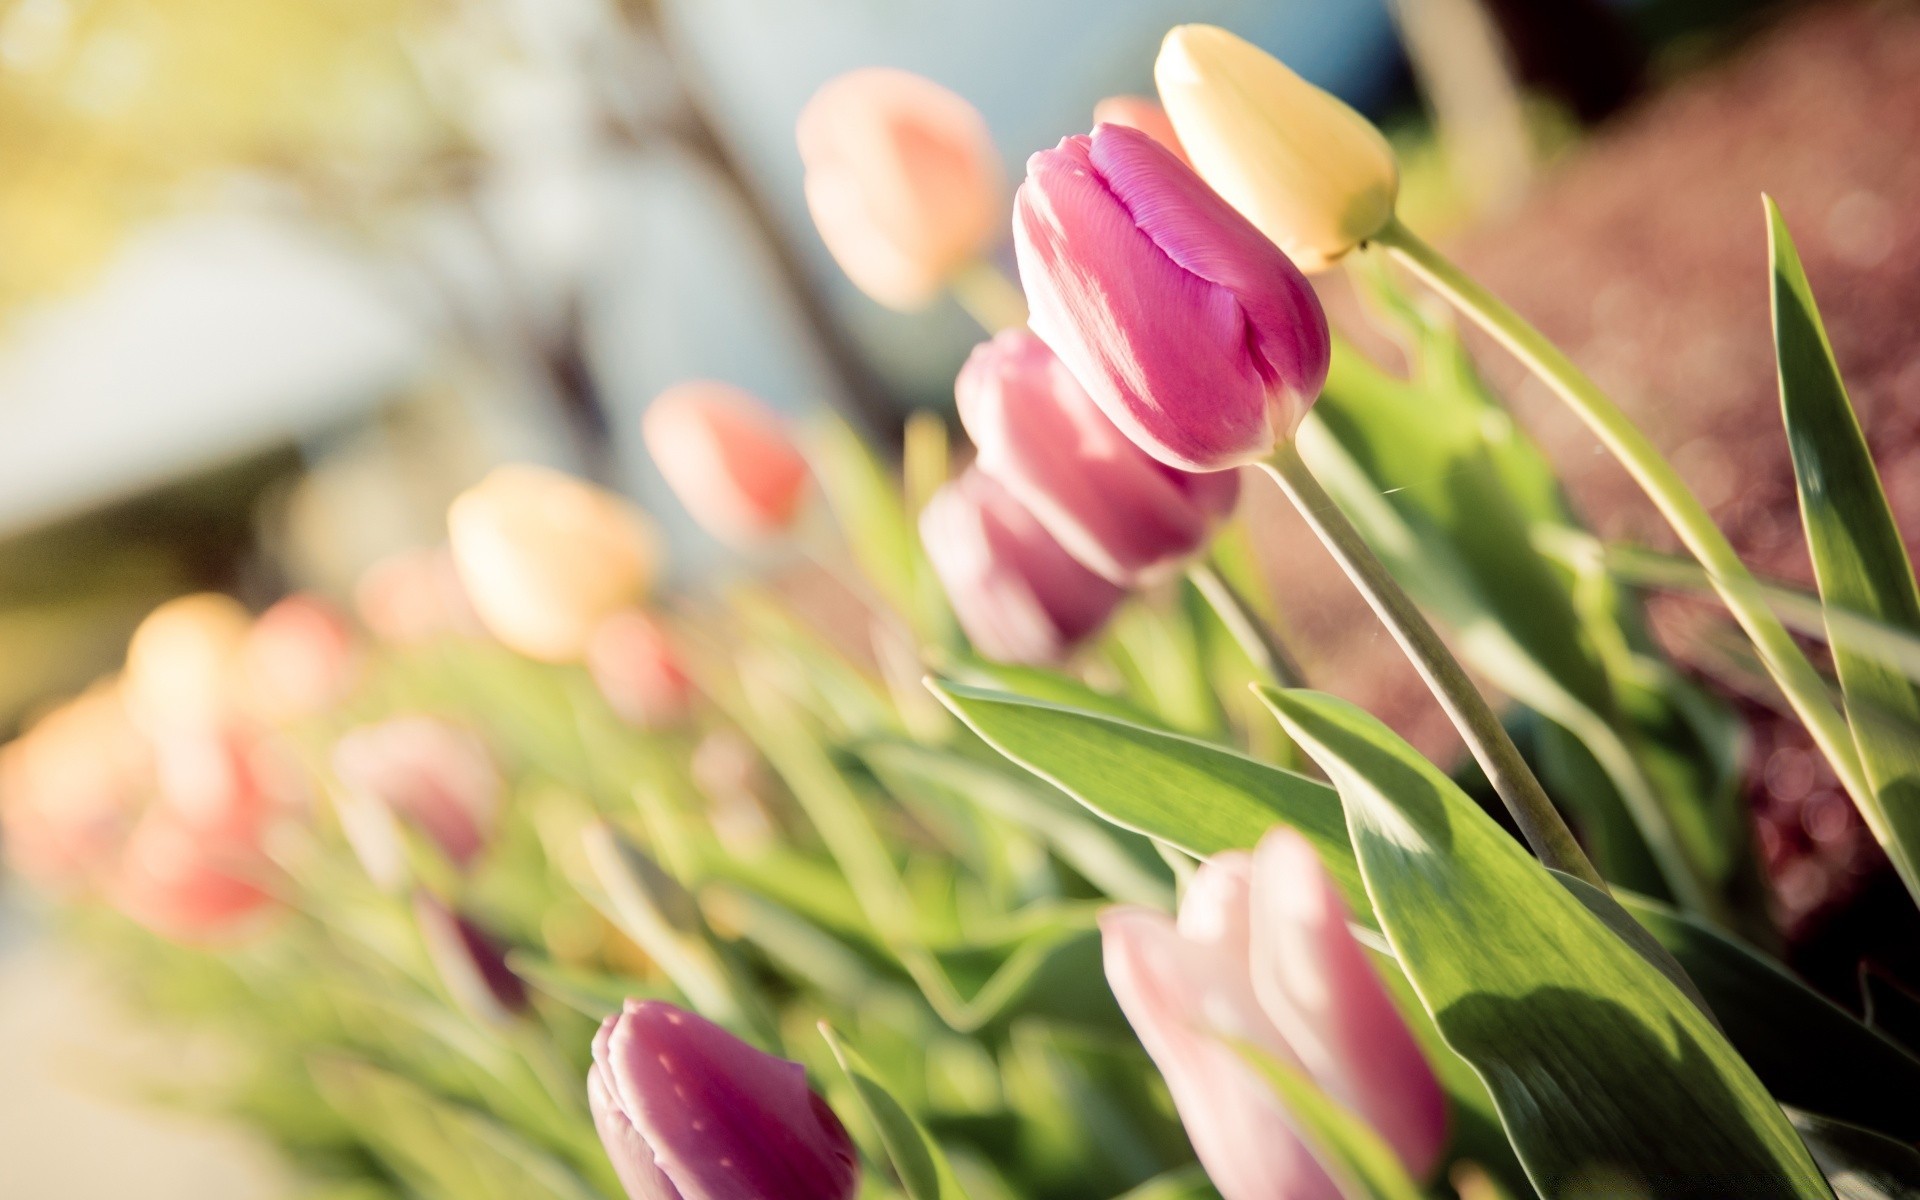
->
797 67 1002 310
112 804 276 943
1092 95 1189 163
588 610 693 730
957 328 1240 584
354 546 482 646
1014 124 1330 472
1155 24 1399 273
0 681 150 887
919 467 1124 665
332 717 501 872
122 593 251 737
448 464 662 663
1102 828 1446 1200
643 382 811 546
239 594 360 721
412 892 529 1026
589 999 859 1200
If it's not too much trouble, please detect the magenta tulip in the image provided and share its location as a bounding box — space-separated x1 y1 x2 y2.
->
588 999 859 1200
1013 124 1331 472
957 327 1240 585
1102 828 1447 1200
412 892 529 1026
919 467 1124 665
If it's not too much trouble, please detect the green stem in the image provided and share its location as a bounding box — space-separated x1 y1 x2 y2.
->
1263 442 1606 889
1374 216 1872 807
1187 560 1307 688
949 259 1029 333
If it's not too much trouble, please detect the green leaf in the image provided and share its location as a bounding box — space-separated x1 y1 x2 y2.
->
1770 197 1920 904
820 1024 970 1200
1107 1165 1219 1200
1259 686 1831 1199
1790 1112 1920 1200
1232 1042 1425 1200
928 678 1364 922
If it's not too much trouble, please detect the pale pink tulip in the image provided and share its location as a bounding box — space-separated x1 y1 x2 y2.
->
1102 828 1447 1200
1014 124 1330 471
354 546 483 646
919 467 1124 665
240 593 361 721
332 717 502 871
956 328 1240 584
643 382 811 546
587 610 693 730
797 68 1002 310
0 681 151 887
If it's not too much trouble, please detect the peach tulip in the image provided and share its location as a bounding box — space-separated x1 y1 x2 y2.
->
240 593 361 721
643 382 811 546
121 593 251 736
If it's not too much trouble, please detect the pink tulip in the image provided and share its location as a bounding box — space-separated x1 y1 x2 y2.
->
1014 124 1331 472
587 610 693 730
0 682 150 888
956 328 1240 585
331 717 501 871
112 766 278 943
919 467 1125 665
643 382 811 546
797 68 1003 310
1092 95 1190 163
354 546 482 646
589 999 859 1200
413 892 529 1026
240 593 361 721
1102 829 1446 1200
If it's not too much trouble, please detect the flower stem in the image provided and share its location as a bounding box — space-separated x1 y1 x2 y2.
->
1263 441 1606 889
949 260 1029 333
1373 216 1871 806
1187 559 1307 688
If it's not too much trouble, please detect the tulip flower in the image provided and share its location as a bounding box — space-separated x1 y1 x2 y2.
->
643 382 811 546
122 593 251 736
332 717 502 871
0 681 151 887
1102 828 1446 1200
588 999 859 1200
1092 95 1189 163
919 467 1125 665
797 67 1002 310
448 464 662 662
412 892 529 1026
957 328 1241 585
587 610 693 730
1013 124 1330 472
1155 24 1399 273
354 545 482 646
112 801 276 942
239 593 360 721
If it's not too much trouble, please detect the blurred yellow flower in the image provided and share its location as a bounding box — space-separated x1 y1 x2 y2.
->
121 592 251 736
1155 24 1399 273
447 464 661 663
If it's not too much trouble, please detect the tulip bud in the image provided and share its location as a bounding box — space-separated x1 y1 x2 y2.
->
0 681 150 887
122 593 251 736
957 328 1240 585
797 67 1003 310
587 610 693 730
239 594 360 721
354 545 482 646
589 999 859 1200
448 465 663 663
1155 24 1399 273
112 806 276 942
412 892 529 1026
1092 95 1189 163
919 467 1124 665
1013 124 1330 472
332 717 501 872
1101 828 1446 1200
642 382 811 547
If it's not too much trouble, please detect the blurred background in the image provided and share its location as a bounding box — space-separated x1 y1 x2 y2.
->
2 0 1915 1193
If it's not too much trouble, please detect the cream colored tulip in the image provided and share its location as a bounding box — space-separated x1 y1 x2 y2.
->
123 593 252 735
1155 24 1399 273
447 464 662 663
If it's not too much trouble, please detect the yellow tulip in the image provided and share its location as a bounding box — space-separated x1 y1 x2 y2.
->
447 464 661 663
1155 25 1399 273
123 593 252 735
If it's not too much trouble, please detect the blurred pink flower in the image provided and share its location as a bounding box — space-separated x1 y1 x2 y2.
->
589 999 859 1200
957 327 1240 585
353 546 483 647
111 806 278 942
797 67 1002 310
919 467 1124 665
240 593 361 721
1102 828 1446 1199
1014 125 1330 471
412 891 529 1026
1092 95 1190 163
643 382 811 547
0 681 151 888
332 717 502 872
587 610 693 730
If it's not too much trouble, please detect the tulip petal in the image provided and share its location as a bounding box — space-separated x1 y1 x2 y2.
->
1249 829 1449 1179
588 1061 686 1200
